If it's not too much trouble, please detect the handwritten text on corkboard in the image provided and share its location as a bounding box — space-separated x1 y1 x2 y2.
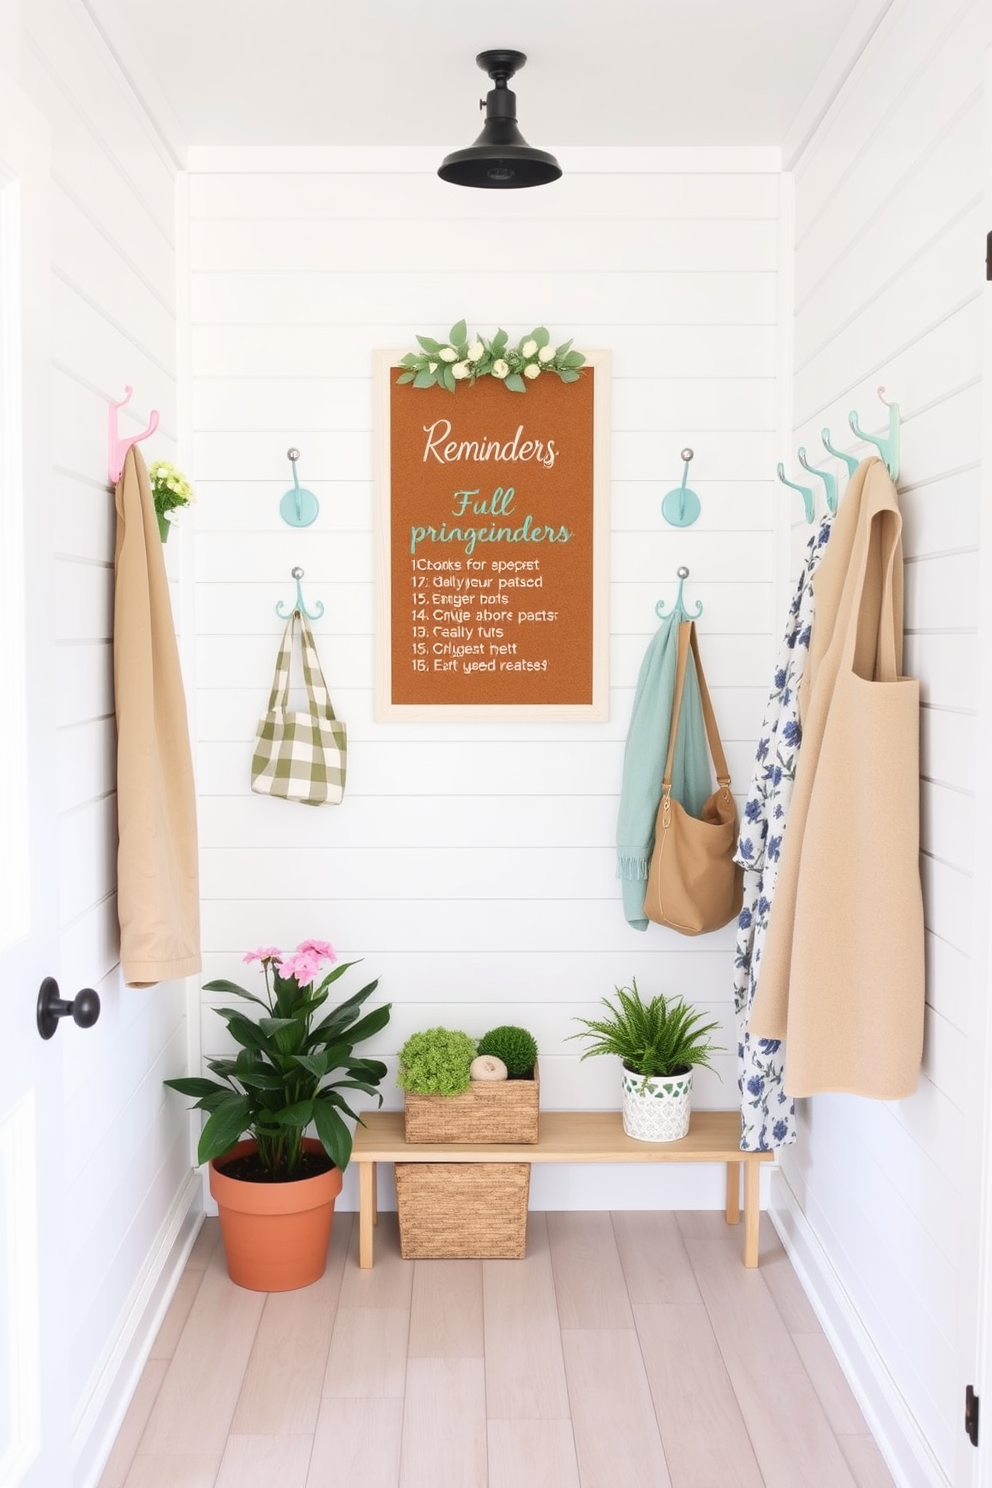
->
374 352 609 719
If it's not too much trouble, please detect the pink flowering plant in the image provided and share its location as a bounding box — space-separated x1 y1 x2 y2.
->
164 940 390 1180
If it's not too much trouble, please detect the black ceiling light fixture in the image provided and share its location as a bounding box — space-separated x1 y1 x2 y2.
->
438 50 562 190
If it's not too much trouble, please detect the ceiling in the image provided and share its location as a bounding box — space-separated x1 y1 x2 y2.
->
88 0 868 151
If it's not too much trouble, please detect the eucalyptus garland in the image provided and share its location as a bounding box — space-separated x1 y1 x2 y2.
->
397 319 586 394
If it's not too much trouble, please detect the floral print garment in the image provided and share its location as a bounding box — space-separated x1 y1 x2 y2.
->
734 518 832 1151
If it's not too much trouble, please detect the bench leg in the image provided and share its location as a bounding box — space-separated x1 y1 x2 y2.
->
359 1161 376 1269
725 1161 741 1225
743 1157 761 1268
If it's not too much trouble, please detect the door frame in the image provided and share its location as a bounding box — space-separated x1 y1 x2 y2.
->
959 41 992 1488
0 64 70 1488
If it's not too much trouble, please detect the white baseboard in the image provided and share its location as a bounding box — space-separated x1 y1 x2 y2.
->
769 1168 950 1488
72 1170 204 1488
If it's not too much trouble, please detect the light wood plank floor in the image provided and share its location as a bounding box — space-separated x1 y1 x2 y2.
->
99 1210 897 1488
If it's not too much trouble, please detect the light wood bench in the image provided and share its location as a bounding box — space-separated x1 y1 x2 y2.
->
351 1108 772 1269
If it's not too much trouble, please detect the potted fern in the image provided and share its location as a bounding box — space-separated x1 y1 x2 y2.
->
569 979 721 1142
164 940 390 1290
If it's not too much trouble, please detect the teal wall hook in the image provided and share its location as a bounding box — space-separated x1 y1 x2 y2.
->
820 428 859 478
797 447 838 514
661 448 701 528
848 386 900 480
655 565 703 623
776 462 815 524
279 447 320 527
276 566 324 621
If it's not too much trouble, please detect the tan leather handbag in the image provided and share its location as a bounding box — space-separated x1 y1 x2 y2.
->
644 622 743 935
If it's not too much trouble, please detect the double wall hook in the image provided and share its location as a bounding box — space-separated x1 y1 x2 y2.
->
276 567 324 621
797 448 838 514
776 463 815 524
656 565 703 623
108 386 159 484
849 386 900 480
280 448 319 527
661 448 701 528
820 428 859 478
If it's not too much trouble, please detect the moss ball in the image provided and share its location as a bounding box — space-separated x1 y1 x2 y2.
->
397 1027 477 1095
477 1025 538 1079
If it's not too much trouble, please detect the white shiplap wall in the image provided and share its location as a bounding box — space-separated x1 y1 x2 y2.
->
16 3 197 1482
187 145 780 1209
774 4 991 1486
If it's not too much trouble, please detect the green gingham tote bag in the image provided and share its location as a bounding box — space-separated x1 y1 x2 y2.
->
251 609 347 806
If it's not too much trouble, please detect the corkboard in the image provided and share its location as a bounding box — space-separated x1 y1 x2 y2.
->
373 349 610 719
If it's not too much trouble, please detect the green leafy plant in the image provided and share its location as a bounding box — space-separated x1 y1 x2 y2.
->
164 941 391 1179
477 1025 538 1078
568 979 722 1088
147 458 195 537
396 318 586 394
397 1027 478 1095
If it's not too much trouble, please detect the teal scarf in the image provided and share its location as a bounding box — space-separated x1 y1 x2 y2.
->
616 615 713 930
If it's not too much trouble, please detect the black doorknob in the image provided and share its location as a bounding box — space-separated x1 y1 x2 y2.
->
37 977 101 1041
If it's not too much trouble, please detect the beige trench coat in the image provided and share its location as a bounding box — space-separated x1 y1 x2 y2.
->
749 458 924 1098
114 447 201 986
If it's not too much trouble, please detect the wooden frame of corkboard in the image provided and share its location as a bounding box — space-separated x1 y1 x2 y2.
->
373 348 610 721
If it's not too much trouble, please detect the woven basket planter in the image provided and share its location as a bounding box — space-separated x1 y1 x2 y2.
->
402 1060 540 1144
395 1161 531 1259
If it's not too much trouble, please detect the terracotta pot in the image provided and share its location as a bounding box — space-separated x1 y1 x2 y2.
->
209 1138 343 1291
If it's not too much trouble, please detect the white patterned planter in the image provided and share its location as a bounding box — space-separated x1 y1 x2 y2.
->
621 1066 693 1142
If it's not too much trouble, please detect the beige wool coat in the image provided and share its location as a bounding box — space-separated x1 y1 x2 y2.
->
114 447 201 987
749 457 924 1098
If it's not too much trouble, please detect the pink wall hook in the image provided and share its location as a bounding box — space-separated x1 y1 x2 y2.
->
108 385 159 484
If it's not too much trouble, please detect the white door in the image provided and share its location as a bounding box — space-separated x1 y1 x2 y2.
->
0 75 72 1488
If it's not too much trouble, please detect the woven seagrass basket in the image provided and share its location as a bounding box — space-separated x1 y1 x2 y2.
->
402 1061 540 1144
394 1161 531 1259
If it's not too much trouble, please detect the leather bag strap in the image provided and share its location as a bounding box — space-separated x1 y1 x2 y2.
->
662 621 732 793
662 621 693 790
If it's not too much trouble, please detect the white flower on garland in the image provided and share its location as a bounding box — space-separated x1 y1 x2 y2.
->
396 319 586 393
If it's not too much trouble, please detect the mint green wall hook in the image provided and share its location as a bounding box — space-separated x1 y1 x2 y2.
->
655 565 703 623
776 463 815 524
280 447 320 527
276 566 324 621
848 386 900 480
661 448 701 528
797 447 838 514
820 428 859 478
